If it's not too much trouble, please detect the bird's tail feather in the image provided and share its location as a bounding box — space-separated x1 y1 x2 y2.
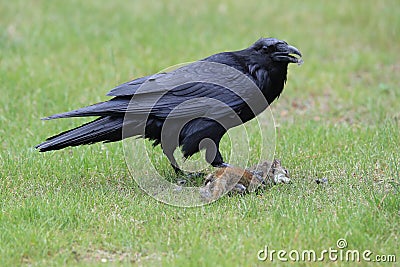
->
42 98 130 120
36 116 125 152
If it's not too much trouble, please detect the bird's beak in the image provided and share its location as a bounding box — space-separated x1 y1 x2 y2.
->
287 45 303 63
273 44 303 65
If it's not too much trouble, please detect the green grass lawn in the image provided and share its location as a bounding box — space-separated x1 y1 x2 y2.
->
1 0 399 266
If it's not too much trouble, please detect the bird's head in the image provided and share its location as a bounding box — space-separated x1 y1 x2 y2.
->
252 38 303 65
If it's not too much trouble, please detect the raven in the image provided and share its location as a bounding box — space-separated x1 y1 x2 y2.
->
36 38 302 174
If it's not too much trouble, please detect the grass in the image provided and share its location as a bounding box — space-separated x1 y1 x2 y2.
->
1 0 399 266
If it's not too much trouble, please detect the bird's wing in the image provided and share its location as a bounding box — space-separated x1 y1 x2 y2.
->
45 61 268 121
106 73 167 97
125 82 250 119
109 61 268 119
107 61 254 98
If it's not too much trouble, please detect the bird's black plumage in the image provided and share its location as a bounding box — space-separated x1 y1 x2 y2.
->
36 38 302 173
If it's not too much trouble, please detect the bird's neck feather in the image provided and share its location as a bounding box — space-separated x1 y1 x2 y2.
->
249 62 288 104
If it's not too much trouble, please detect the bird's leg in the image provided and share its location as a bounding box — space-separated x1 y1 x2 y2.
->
171 163 184 176
162 149 184 175
163 149 205 182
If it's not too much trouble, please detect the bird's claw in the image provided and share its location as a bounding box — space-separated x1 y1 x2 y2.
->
186 171 206 179
174 171 206 187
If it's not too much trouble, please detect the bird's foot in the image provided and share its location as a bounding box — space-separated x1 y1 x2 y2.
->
174 171 207 187
186 171 206 179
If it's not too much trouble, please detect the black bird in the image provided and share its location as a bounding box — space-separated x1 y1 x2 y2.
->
36 38 302 174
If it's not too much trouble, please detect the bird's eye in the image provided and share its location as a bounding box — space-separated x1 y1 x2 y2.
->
261 45 276 53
